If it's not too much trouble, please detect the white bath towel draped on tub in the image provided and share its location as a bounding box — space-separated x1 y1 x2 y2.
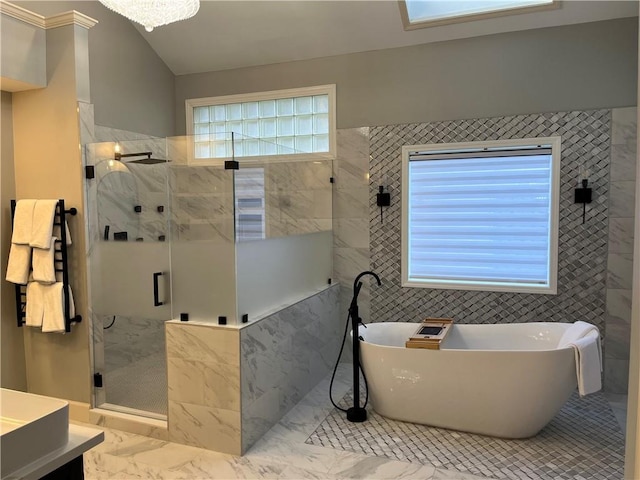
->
557 321 602 396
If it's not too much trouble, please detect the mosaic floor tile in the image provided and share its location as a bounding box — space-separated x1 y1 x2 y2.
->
306 391 624 480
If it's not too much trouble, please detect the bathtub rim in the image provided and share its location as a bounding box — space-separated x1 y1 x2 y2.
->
357 321 588 353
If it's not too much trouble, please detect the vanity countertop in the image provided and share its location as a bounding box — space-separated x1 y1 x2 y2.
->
0 388 103 480
3 423 103 480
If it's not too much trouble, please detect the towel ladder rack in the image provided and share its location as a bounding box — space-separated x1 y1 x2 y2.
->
10 199 82 333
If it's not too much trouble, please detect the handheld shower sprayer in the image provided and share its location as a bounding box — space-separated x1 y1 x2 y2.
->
349 270 381 327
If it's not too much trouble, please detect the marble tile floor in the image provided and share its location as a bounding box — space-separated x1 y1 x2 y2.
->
82 364 627 480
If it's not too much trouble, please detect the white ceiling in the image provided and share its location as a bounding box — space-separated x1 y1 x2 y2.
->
136 1 638 76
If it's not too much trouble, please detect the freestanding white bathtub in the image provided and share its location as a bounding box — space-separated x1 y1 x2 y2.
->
358 322 578 439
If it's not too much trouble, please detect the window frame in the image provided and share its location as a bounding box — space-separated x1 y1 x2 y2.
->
185 85 337 166
401 136 561 295
398 0 559 31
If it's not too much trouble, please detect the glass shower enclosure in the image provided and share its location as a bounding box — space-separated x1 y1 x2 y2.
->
84 133 333 419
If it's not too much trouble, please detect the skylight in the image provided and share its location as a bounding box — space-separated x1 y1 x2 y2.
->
401 0 556 29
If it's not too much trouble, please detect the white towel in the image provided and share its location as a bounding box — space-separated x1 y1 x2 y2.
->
32 237 57 283
41 283 75 333
52 221 72 246
25 282 45 327
558 322 602 396
30 200 58 249
11 199 36 245
6 244 32 284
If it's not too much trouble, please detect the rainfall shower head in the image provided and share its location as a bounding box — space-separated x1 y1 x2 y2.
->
115 151 169 165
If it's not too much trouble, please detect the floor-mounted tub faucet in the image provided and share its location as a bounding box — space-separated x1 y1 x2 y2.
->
347 270 381 423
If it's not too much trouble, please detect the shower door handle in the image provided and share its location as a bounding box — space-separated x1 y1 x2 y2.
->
153 272 164 306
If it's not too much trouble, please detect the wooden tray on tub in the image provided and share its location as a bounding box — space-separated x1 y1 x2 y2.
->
405 318 454 350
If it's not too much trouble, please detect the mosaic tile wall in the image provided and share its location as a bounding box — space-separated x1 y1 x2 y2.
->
369 110 611 332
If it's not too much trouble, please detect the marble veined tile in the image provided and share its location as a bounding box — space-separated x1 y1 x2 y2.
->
334 248 371 286
278 465 342 479
604 358 630 395
607 253 634 290
173 166 233 194
83 451 130 479
336 128 371 190
168 357 240 411
610 143 637 182
170 451 285 479
604 316 631 360
130 164 170 194
612 107 637 146
79 102 95 145
328 453 437 479
334 218 370 249
247 429 353 474
88 411 168 441
609 181 636 218
608 217 635 254
333 188 370 219
105 436 208 471
606 288 633 323
166 323 239 365
168 400 241 455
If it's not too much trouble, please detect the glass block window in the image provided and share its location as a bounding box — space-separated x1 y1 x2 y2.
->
401 137 561 294
186 85 335 163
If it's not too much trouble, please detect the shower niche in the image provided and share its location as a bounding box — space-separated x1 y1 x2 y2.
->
84 133 334 420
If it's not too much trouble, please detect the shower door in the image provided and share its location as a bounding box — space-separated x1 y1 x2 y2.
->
86 140 171 418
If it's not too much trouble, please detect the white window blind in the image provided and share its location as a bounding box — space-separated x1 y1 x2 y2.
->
402 138 560 294
235 168 265 241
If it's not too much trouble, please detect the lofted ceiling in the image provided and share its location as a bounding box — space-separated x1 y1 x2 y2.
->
133 1 639 76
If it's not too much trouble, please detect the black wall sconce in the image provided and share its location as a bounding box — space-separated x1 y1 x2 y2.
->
574 178 592 224
376 186 391 223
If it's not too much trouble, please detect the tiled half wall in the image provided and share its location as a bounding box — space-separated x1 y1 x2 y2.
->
166 284 341 455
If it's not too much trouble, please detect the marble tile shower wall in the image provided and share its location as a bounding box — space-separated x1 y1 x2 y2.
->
333 128 372 321
240 284 341 453
168 165 235 243
605 107 637 393
103 315 166 371
168 161 332 243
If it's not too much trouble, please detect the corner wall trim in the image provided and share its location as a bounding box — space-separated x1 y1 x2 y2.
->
0 2 98 30
45 11 98 30
0 1 46 28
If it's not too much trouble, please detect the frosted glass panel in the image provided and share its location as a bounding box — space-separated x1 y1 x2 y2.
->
236 231 333 322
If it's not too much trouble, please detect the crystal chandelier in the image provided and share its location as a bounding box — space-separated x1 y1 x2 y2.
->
98 0 200 32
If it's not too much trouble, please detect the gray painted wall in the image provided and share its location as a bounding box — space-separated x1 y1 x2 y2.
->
16 1 176 137
0 14 46 89
175 18 637 134
1 91 28 391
